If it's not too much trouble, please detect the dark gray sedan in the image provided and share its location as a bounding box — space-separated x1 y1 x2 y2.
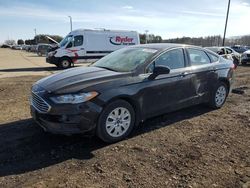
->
30 43 235 143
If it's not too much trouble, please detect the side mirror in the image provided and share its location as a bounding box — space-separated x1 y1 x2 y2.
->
148 65 170 80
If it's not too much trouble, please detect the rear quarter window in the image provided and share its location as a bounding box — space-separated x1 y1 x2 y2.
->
187 49 211 66
207 53 219 63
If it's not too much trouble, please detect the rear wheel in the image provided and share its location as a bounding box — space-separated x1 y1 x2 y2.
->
97 100 135 143
209 82 228 109
59 58 72 69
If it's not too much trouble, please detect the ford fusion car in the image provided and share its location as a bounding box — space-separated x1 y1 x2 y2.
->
30 44 235 143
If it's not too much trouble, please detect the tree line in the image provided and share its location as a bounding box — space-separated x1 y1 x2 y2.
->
4 33 250 47
140 34 250 47
4 35 63 46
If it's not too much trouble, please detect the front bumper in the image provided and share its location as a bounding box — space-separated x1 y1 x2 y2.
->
46 55 60 65
30 101 102 135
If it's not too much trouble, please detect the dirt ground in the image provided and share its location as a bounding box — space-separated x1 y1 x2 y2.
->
0 49 249 188
0 48 86 78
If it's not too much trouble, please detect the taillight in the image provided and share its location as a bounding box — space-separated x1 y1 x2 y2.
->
231 63 236 70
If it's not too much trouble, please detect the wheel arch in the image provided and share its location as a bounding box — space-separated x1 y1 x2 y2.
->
218 78 230 94
60 56 73 63
104 95 142 126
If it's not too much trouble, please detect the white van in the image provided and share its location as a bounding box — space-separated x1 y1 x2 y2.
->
46 29 140 68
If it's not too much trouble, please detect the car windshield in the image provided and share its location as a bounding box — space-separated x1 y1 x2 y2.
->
59 35 73 47
92 48 157 72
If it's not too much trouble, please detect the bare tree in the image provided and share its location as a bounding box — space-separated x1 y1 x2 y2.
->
4 39 16 46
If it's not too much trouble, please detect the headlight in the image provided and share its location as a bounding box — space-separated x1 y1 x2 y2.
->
48 51 57 57
50 91 98 104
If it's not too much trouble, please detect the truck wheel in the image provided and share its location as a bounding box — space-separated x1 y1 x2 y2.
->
209 82 228 109
59 58 72 69
96 100 135 143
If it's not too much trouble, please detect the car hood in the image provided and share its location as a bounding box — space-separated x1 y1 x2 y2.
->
35 66 132 94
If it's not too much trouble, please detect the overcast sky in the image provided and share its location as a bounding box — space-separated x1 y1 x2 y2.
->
0 0 249 43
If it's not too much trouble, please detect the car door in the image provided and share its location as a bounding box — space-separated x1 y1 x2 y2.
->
186 48 218 103
141 48 194 118
66 35 85 62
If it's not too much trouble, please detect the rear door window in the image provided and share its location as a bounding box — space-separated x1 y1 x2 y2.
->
154 48 185 70
187 49 210 66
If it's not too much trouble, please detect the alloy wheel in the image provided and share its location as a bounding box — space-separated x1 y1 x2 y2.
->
105 107 131 138
215 86 227 107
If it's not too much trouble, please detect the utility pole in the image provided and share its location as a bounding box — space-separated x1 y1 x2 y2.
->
68 16 72 32
145 30 149 44
34 28 37 44
222 0 231 46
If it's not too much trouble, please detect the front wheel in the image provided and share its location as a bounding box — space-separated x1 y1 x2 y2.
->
96 100 135 143
209 82 228 109
59 58 72 69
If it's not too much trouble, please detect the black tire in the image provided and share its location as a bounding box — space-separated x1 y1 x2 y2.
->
209 82 228 109
96 100 135 143
59 57 72 69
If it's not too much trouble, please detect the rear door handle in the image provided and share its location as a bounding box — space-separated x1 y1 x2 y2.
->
179 72 188 77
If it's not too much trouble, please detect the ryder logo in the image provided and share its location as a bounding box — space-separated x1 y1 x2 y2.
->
109 36 135 45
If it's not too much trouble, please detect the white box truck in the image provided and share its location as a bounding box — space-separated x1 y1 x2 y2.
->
46 29 140 68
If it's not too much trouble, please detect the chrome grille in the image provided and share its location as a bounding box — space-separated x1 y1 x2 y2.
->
31 92 51 113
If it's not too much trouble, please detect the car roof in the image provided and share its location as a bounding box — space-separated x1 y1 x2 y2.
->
132 43 198 50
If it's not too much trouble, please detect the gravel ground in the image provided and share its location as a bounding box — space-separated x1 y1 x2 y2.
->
0 49 249 188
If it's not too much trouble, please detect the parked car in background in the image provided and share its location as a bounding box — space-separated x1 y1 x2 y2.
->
46 29 140 68
22 45 30 51
25 45 32 52
30 43 235 143
205 46 240 67
224 47 241 65
241 50 250 65
11 45 22 50
231 45 248 54
1 44 11 48
30 45 38 53
37 43 52 56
